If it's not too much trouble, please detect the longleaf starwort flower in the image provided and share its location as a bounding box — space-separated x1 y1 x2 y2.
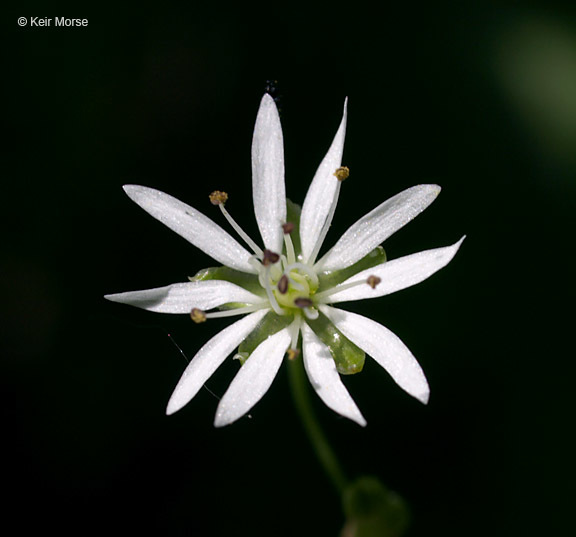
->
106 94 464 427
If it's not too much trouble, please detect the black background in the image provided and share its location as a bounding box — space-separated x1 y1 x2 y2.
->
2 3 574 536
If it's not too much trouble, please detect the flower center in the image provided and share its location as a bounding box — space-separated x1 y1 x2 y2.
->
274 270 312 309
267 263 320 320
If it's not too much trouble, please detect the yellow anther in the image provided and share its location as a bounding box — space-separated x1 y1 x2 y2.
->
367 275 381 289
333 166 350 182
287 348 300 360
190 308 207 323
209 190 228 205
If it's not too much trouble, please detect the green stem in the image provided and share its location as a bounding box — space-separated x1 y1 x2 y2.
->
288 354 348 494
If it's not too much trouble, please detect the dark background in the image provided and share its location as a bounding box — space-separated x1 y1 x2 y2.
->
2 3 574 536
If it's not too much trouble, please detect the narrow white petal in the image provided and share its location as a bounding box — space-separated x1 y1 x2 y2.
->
123 185 257 274
326 236 465 304
251 94 286 253
301 323 366 426
315 185 441 272
300 99 348 263
214 327 291 427
320 306 430 404
166 309 268 415
104 280 265 314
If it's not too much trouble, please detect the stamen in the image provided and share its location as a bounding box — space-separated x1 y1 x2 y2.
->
277 274 289 294
303 307 319 320
282 222 294 234
190 308 207 323
294 297 314 308
315 276 381 302
287 315 302 356
307 167 346 265
287 348 300 360
215 200 263 257
263 266 286 315
333 166 350 182
209 190 228 205
262 249 280 266
367 275 381 289
249 256 262 272
204 303 268 319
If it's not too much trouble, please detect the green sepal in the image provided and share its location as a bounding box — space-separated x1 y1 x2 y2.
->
317 246 387 292
189 266 265 297
285 198 303 259
237 311 293 356
306 311 365 375
341 476 409 537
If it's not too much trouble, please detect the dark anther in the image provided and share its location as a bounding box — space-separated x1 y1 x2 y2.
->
282 222 294 234
367 275 382 289
262 249 280 266
277 274 289 294
294 297 314 308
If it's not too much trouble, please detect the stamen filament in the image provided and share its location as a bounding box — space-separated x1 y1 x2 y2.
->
289 314 302 349
307 181 342 265
283 232 296 266
263 266 286 316
314 277 373 302
204 303 268 319
219 204 263 257
303 307 319 320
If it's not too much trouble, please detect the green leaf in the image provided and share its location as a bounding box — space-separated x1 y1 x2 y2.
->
317 246 386 292
341 476 410 537
306 312 365 375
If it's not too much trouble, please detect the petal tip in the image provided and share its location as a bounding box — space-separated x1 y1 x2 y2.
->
213 412 229 428
122 184 138 194
429 184 442 196
418 390 430 405
356 416 368 427
260 92 276 108
165 399 181 416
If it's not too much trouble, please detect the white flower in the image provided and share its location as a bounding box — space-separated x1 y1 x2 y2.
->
106 94 464 427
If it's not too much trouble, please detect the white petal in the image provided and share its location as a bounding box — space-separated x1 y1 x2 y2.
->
320 306 429 404
214 327 291 427
315 185 441 272
166 309 268 415
326 236 465 304
104 280 265 313
123 185 257 273
300 99 348 263
301 323 366 426
251 94 286 253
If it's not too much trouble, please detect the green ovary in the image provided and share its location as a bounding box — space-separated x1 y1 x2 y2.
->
273 270 316 310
